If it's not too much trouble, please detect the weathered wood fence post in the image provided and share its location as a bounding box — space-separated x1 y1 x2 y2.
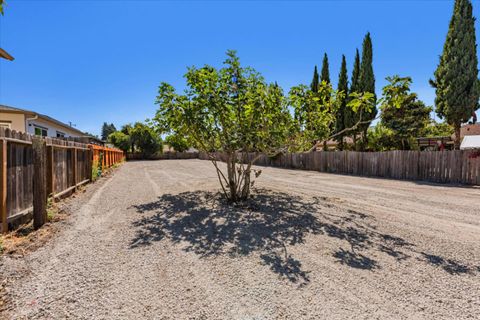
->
33 137 47 229
46 145 55 197
0 138 7 233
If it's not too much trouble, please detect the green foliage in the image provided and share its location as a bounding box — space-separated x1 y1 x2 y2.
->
431 0 480 148
350 49 361 94
101 122 117 141
154 50 292 201
358 33 377 148
47 198 56 222
334 55 349 150
92 158 101 180
310 65 319 93
130 122 162 157
0 0 4 15
108 131 131 153
380 76 432 149
423 121 454 137
367 124 398 151
320 53 330 84
165 134 190 152
289 81 341 151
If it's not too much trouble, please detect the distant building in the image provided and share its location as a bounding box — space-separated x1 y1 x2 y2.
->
0 104 88 138
460 123 480 138
460 135 480 150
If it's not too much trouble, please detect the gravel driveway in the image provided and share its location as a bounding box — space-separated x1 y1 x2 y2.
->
1 159 479 319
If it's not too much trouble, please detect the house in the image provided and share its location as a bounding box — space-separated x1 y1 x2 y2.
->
460 135 480 150
0 104 88 138
460 123 480 138
0 48 14 61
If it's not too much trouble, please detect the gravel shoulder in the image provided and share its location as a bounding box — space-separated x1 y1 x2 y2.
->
1 159 479 319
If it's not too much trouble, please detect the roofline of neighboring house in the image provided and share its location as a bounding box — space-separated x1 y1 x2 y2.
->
0 104 88 137
0 48 14 61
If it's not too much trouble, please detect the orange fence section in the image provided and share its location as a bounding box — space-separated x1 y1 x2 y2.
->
90 145 125 170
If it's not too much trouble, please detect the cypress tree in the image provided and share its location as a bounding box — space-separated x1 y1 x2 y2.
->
431 0 479 149
358 32 376 150
348 49 362 149
320 53 330 83
335 55 349 150
350 49 361 93
310 65 319 92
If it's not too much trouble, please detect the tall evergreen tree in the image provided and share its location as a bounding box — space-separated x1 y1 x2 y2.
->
335 55 349 150
430 0 479 149
350 49 361 93
320 53 330 83
358 32 376 150
101 122 117 141
310 65 319 92
348 49 362 149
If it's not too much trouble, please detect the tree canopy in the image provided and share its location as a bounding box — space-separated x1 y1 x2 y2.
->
320 53 330 84
380 76 432 150
431 0 480 148
155 50 292 201
101 122 117 141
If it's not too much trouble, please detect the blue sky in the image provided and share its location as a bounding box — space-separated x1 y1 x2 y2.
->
1 0 479 136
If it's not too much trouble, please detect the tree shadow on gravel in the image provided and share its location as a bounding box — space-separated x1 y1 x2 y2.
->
129 189 476 283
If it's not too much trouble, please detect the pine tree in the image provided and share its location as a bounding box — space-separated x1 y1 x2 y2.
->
335 55 349 150
431 0 480 149
320 53 330 83
310 65 319 92
358 32 376 150
101 122 117 141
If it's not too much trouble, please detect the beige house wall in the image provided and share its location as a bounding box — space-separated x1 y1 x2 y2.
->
0 112 26 131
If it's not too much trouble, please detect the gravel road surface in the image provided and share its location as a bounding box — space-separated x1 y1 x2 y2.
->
1 159 479 319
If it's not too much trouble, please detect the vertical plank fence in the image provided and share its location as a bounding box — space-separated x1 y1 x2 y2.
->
198 150 480 186
0 128 124 232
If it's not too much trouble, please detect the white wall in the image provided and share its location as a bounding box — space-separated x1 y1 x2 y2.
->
26 118 82 138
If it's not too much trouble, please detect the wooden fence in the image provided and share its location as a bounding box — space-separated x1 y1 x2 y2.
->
0 128 124 232
199 150 480 186
127 151 199 160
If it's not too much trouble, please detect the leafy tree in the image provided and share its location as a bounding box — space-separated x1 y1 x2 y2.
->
310 65 319 92
380 76 432 150
289 81 339 151
334 55 349 150
130 122 162 158
108 131 131 153
101 122 117 141
155 51 292 202
0 0 5 15
367 124 397 151
358 32 377 149
320 53 330 83
165 134 190 152
423 121 454 137
430 0 480 149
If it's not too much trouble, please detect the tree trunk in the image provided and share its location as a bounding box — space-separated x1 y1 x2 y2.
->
454 123 461 150
223 152 251 202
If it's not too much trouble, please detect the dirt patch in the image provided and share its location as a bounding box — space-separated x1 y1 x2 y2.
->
1 160 479 319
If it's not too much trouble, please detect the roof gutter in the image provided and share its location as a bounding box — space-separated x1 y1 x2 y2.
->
25 114 38 133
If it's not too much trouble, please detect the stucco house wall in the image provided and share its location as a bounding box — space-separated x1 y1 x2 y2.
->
0 112 26 131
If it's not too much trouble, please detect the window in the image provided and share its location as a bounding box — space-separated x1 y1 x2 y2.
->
34 126 48 137
56 131 66 138
0 121 11 129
